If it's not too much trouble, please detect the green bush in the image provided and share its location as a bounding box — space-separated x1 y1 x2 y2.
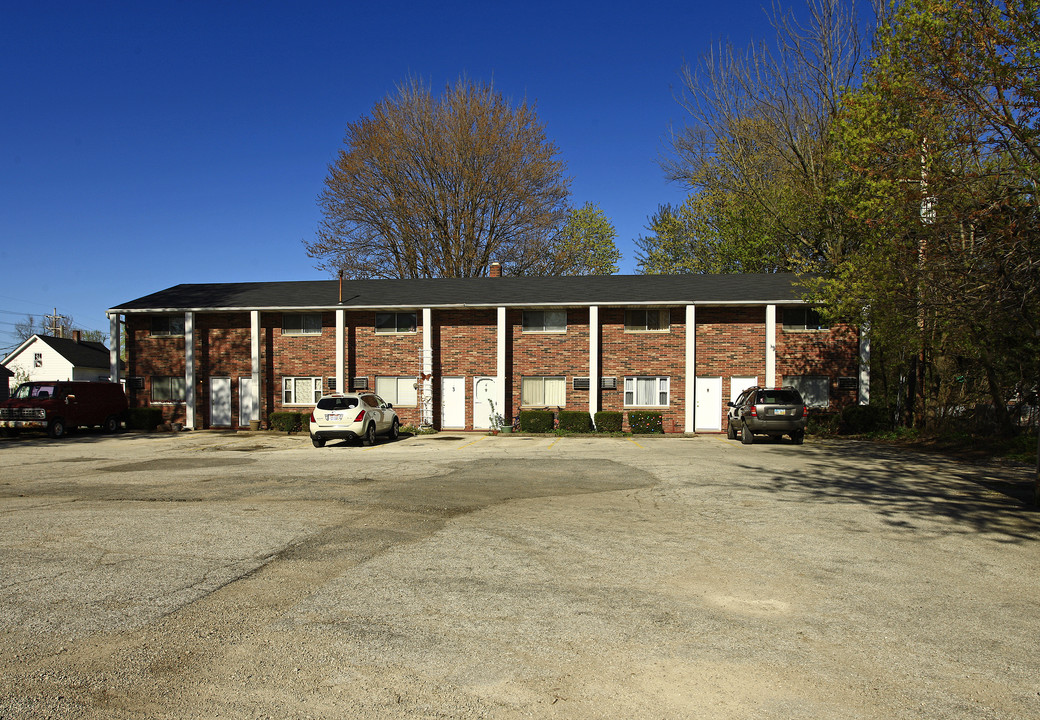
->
519 410 554 433
840 404 892 434
594 411 623 433
808 411 840 436
269 411 305 433
558 410 593 433
628 411 664 434
127 407 164 431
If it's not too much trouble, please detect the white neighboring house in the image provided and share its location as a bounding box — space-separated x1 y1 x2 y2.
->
2 333 112 392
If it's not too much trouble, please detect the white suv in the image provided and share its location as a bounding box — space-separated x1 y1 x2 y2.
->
308 393 400 448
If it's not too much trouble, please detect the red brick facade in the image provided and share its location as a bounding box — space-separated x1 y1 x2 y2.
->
123 305 859 432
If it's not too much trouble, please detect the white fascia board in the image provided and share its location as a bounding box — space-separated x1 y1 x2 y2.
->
110 299 810 313
1 335 39 366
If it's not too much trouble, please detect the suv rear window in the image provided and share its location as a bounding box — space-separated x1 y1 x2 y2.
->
756 390 802 405
315 397 359 410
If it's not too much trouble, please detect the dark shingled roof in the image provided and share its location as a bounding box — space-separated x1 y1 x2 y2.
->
36 335 110 368
110 274 809 312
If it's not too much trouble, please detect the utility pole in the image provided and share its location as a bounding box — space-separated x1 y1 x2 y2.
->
45 308 66 338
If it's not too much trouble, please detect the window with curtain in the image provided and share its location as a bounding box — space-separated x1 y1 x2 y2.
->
282 377 323 405
624 376 670 407
375 377 418 406
520 376 566 406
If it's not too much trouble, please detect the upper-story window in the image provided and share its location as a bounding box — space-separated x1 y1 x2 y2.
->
625 308 670 332
375 312 417 334
33 353 43 368
282 313 322 335
783 307 828 331
522 310 567 333
150 315 185 337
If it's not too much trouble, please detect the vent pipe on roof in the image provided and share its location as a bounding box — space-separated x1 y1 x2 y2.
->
338 269 344 304
490 262 502 278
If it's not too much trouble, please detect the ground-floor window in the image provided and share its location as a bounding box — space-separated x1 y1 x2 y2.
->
282 377 323 406
521 376 566 406
784 375 830 408
152 376 186 403
624 376 670 407
375 376 418 406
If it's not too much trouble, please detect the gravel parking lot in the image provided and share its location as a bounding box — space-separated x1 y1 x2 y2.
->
0 430 1037 719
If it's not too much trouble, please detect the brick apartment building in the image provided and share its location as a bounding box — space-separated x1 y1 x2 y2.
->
105 271 867 433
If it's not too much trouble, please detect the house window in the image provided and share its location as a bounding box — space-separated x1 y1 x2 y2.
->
625 309 670 332
282 313 322 335
375 376 418 406
33 353 42 368
282 377 323 406
522 310 567 333
150 315 185 337
624 376 670 407
783 307 828 331
152 376 186 403
520 376 566 407
784 375 830 408
375 312 417 334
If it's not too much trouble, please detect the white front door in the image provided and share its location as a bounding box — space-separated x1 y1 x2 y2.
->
210 377 232 427
239 377 257 427
695 376 723 432
473 377 496 429
441 376 465 429
730 376 758 405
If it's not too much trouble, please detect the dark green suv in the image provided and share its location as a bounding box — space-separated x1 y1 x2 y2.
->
727 386 807 445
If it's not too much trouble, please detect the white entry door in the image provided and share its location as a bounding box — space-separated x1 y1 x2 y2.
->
730 376 758 405
441 376 465 429
210 377 232 427
473 377 496 430
239 377 257 427
695 376 723 432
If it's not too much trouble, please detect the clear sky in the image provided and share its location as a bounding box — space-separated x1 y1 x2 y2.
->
1 0 813 352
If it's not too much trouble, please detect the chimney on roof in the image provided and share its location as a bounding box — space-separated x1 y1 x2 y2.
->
73 330 82 343
489 262 502 278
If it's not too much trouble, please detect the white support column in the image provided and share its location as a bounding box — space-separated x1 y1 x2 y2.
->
765 305 777 387
108 313 120 383
250 311 260 419
421 307 433 427
184 311 195 430
858 320 870 405
497 306 507 422
589 305 599 427
684 304 696 433
335 309 345 394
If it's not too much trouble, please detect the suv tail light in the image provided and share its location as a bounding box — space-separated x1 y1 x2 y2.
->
310 410 316 423
750 406 758 417
354 410 367 422
803 405 809 416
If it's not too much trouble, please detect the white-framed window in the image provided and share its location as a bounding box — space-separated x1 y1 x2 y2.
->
520 376 566 407
33 353 43 368
784 375 830 408
375 376 418 406
282 376 323 406
782 307 828 331
624 376 670 407
625 309 670 332
282 313 322 335
522 310 567 333
152 376 186 403
150 315 185 337
375 312 417 334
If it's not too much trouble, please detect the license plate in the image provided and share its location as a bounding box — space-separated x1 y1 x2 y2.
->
327 413 343 421
774 409 787 416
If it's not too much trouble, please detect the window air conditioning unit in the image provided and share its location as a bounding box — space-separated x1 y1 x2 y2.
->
573 377 590 390
600 377 618 389
326 377 337 391
352 376 369 390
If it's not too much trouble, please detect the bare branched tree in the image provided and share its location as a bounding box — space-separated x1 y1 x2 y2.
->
308 77 572 279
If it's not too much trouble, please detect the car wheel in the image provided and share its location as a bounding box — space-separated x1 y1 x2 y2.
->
311 436 326 448
363 422 377 446
49 419 66 439
740 421 753 445
727 421 737 440
389 418 400 441
103 415 119 433
792 430 805 445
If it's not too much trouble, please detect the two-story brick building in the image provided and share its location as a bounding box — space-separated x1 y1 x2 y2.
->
105 271 868 433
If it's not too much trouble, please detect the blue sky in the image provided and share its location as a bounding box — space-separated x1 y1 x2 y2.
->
1 0 814 352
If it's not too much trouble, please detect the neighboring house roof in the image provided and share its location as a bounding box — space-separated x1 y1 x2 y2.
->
0 365 12 378
2 334 110 370
109 273 810 313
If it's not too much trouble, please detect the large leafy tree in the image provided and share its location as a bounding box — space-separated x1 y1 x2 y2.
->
308 77 572 278
819 0 1040 435
541 202 621 276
